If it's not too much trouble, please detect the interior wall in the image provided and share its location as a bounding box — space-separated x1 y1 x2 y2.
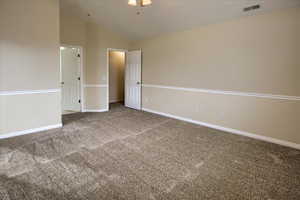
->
133 7 300 145
109 51 125 103
60 13 87 47
60 13 87 110
60 14 131 111
0 0 61 135
85 23 131 111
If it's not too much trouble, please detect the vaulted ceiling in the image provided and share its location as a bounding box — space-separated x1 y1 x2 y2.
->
60 0 300 40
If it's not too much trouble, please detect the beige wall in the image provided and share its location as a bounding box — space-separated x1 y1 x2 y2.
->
134 7 300 96
0 93 61 134
109 51 125 103
0 0 61 135
60 14 131 110
0 0 60 91
60 13 87 111
60 14 87 75
85 23 131 110
86 23 130 85
134 8 300 145
142 87 300 144
60 14 86 47
84 87 108 110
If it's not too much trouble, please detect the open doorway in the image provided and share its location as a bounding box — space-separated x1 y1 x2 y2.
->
108 49 126 109
107 49 142 111
60 45 83 115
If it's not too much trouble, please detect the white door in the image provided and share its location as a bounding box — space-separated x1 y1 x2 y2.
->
125 50 142 110
60 47 81 112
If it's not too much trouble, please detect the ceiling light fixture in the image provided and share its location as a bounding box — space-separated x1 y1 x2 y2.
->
128 0 137 6
128 0 152 7
141 0 152 7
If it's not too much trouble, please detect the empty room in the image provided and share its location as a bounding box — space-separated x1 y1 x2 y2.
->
0 0 299 199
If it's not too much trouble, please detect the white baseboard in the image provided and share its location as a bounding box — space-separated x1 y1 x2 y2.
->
142 108 300 150
0 124 63 140
83 109 109 113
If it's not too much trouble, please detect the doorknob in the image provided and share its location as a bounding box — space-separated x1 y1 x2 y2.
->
61 82 64 85
137 81 141 85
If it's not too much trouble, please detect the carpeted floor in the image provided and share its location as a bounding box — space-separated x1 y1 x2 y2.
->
0 103 299 200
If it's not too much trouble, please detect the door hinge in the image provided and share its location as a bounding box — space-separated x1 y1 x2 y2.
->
77 54 81 58
79 100 81 103
78 77 80 81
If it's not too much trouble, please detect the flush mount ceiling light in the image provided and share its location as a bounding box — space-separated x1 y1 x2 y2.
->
128 0 137 6
128 0 152 7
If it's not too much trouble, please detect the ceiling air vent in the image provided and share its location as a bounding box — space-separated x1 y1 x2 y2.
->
243 4 260 12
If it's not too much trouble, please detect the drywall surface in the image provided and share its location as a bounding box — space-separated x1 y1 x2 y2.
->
109 51 125 103
0 0 61 135
134 7 300 145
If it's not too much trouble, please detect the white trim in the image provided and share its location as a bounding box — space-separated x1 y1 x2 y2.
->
107 48 128 111
82 109 109 113
0 124 63 139
0 89 61 96
142 108 300 150
142 84 300 101
84 84 108 88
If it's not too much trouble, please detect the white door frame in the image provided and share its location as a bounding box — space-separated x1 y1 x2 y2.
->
106 48 128 110
60 44 84 112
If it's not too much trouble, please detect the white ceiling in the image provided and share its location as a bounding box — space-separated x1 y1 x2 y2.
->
60 0 300 41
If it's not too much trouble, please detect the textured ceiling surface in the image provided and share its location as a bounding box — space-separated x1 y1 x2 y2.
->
60 0 300 40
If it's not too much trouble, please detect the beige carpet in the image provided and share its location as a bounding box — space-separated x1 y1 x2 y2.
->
0 103 299 200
